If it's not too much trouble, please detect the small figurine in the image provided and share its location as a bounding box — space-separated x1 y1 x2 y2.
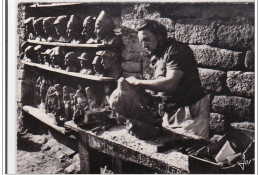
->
77 52 94 75
99 50 122 79
34 45 44 64
23 17 36 39
73 97 86 124
101 84 113 108
64 52 80 72
23 45 38 63
67 15 84 44
92 52 105 77
85 87 99 110
35 75 42 105
50 46 64 69
63 86 76 121
42 17 58 42
33 17 45 41
41 48 53 66
82 16 96 43
39 77 48 108
54 15 69 43
93 11 122 45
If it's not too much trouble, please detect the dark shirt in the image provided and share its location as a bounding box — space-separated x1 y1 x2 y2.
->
152 39 206 106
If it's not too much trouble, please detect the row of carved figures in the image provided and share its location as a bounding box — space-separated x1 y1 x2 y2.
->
23 11 122 45
21 42 122 79
34 73 113 126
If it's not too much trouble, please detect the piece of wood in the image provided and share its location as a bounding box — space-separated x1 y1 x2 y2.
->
65 121 189 174
22 60 116 82
27 39 118 48
78 132 91 174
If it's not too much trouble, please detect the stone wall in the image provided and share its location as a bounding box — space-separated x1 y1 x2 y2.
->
119 2 254 135
17 2 255 136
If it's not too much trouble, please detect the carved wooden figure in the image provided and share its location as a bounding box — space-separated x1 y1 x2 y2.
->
23 17 36 39
64 52 80 72
92 52 105 77
82 16 96 43
33 17 45 41
42 17 58 42
67 15 84 44
78 52 94 75
54 15 69 43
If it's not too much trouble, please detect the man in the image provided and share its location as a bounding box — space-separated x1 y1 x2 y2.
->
126 20 210 139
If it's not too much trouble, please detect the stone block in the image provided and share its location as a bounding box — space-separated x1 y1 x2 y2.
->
217 24 254 50
210 113 226 135
121 51 141 61
245 50 254 71
121 33 144 53
198 68 226 93
227 71 254 97
190 45 243 69
212 95 253 118
121 61 142 73
122 72 142 79
175 19 216 44
17 80 34 103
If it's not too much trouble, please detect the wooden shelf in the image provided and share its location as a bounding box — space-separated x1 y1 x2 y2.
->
23 105 66 134
27 39 117 48
29 3 84 8
22 60 116 82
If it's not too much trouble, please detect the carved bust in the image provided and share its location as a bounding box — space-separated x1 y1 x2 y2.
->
92 11 122 45
64 52 80 72
23 45 37 63
50 46 64 69
82 16 96 43
54 15 68 43
42 17 58 42
67 15 84 44
92 52 105 77
78 52 94 75
99 50 122 79
33 17 45 41
41 48 53 66
23 17 36 39
34 45 44 64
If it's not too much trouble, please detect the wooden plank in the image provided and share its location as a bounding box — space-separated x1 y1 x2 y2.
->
27 39 117 48
23 105 66 134
22 60 116 82
29 3 83 8
65 121 189 174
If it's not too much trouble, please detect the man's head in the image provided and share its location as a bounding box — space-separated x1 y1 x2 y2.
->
98 50 118 70
94 11 115 40
43 17 56 35
64 52 78 66
137 20 167 54
33 17 44 35
67 15 82 37
82 16 95 39
78 52 94 68
54 15 68 36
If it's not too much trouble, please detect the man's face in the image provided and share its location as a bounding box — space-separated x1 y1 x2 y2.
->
43 23 51 35
80 60 87 68
64 55 72 66
67 23 76 37
82 19 94 37
94 23 106 40
138 29 158 55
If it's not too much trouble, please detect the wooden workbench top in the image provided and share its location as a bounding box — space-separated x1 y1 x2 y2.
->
65 121 189 174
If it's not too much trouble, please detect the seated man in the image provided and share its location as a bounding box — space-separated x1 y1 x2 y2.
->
115 20 210 139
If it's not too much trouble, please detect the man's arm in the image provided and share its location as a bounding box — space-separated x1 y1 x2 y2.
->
126 69 183 92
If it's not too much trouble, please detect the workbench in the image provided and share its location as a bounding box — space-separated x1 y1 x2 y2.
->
23 105 189 174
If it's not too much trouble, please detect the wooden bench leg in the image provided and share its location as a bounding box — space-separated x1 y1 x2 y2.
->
112 158 123 174
78 133 90 174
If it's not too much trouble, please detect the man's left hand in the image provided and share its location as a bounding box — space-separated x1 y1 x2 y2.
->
126 76 140 86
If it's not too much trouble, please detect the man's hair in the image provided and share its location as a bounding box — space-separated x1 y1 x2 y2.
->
137 19 167 38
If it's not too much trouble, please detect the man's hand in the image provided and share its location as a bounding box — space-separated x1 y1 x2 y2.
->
126 76 140 86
